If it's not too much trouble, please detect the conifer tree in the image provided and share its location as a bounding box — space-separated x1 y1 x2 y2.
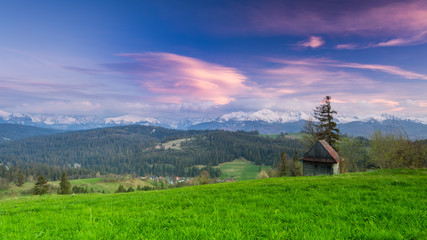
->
116 184 125 193
314 96 340 148
16 170 25 187
58 171 72 195
304 96 340 149
278 152 288 177
33 175 49 195
291 151 303 176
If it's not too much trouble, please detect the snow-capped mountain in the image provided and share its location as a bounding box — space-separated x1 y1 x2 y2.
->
0 109 426 138
190 110 427 138
219 109 311 123
217 109 426 125
104 115 160 125
0 111 165 130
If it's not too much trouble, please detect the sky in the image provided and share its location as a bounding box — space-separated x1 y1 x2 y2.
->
0 0 426 122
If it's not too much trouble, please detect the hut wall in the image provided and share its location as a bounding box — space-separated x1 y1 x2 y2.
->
303 161 333 176
333 163 340 174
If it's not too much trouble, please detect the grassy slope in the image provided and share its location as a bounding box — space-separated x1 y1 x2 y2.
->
0 169 426 239
0 178 154 198
218 158 265 181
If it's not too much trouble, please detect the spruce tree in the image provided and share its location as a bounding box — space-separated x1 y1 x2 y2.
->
16 170 25 187
58 172 71 195
292 151 303 176
116 185 125 193
313 96 340 149
33 175 49 195
278 152 288 177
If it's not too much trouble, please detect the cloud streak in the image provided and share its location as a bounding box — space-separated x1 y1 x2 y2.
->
249 1 427 36
271 58 427 80
184 0 427 48
111 52 249 105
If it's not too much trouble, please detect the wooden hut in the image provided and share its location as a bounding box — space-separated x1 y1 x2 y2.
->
300 140 341 176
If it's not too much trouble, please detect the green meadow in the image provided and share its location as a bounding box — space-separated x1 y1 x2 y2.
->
0 169 426 239
218 158 266 181
0 177 154 198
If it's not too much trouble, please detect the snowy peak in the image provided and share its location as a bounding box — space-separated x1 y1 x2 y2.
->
105 115 160 125
0 109 425 134
219 109 310 123
0 110 11 120
335 113 424 124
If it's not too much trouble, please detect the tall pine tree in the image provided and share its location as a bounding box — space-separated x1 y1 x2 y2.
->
304 96 340 149
58 171 71 195
313 96 340 149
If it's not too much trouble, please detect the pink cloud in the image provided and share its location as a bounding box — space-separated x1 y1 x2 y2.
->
329 63 427 80
335 44 358 50
252 57 426 117
270 58 427 80
375 31 427 47
236 1 427 47
252 1 427 34
115 53 249 105
339 31 427 49
298 36 324 48
262 65 375 95
370 99 400 107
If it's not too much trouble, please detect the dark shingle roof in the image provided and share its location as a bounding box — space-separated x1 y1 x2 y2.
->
301 140 341 163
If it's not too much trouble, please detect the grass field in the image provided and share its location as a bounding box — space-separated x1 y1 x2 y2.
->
218 158 266 181
1 169 425 239
0 177 154 198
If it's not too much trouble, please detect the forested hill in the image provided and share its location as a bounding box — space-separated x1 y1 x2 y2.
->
0 123 63 143
0 125 304 180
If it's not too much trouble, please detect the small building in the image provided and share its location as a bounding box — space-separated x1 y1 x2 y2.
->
301 140 341 176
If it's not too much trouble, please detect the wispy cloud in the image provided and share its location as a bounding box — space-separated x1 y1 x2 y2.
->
251 1 427 35
196 0 427 48
335 44 358 50
298 36 324 48
375 31 427 47
248 56 427 117
271 58 427 80
110 52 249 105
336 31 427 49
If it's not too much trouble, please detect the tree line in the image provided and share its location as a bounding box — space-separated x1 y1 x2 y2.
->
0 126 305 184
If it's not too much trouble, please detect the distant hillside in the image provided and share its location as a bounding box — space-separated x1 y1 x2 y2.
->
189 119 427 139
0 126 304 179
189 120 306 134
0 124 63 143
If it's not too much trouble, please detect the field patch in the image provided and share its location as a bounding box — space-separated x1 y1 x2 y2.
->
218 158 265 181
155 138 193 150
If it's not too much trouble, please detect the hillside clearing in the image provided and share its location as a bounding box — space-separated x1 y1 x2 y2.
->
1 169 425 239
218 158 266 181
155 138 193 150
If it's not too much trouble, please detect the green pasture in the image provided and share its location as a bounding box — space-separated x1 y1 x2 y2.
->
218 158 266 181
1 169 425 239
0 177 154 198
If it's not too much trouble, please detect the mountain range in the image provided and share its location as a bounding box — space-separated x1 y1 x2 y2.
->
0 109 426 139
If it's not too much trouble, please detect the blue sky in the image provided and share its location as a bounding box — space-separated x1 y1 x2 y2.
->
0 0 426 121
